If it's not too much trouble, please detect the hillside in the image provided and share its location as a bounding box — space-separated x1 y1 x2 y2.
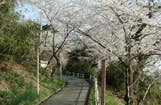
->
0 60 65 105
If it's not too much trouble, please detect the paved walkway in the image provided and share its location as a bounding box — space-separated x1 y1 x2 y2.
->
40 76 90 105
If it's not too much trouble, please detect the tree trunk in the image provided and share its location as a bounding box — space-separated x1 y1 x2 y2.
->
125 67 130 105
135 55 146 105
135 65 142 105
125 66 133 105
51 67 55 77
50 54 62 79
125 38 134 105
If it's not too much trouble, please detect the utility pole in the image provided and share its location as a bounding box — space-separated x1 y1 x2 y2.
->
101 59 106 105
37 39 40 95
37 11 42 95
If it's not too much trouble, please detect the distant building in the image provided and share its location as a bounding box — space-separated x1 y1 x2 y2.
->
40 60 48 68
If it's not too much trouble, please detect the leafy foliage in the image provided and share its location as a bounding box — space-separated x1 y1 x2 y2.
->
0 0 40 63
106 61 125 90
138 76 161 105
0 21 39 62
65 48 96 78
90 86 124 105
0 83 38 105
105 61 161 105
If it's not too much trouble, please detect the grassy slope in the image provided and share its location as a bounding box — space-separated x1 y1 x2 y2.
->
90 86 124 105
0 61 65 105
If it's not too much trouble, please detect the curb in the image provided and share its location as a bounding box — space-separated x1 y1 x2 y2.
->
38 82 68 105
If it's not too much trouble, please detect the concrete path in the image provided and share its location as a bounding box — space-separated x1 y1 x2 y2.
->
40 76 90 105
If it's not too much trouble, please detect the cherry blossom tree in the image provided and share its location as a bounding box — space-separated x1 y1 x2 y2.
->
29 0 161 104
63 0 161 104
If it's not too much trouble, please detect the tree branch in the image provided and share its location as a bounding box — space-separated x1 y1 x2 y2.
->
131 23 147 41
140 83 152 105
131 51 161 61
0 1 6 6
55 24 74 54
108 6 128 43
44 24 74 70
76 28 106 49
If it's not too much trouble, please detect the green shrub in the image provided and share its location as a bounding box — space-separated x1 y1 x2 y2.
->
65 48 96 78
20 83 38 105
106 61 125 90
65 58 93 78
138 76 161 105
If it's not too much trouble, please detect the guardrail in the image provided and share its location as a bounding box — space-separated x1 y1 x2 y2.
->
64 71 85 78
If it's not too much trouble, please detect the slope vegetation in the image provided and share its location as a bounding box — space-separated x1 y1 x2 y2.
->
0 61 65 105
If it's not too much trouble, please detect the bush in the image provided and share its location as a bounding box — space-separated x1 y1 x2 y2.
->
106 61 125 90
65 48 95 78
138 76 161 105
65 59 93 78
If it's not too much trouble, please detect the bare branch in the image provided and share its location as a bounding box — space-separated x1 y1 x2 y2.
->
55 24 75 54
0 0 6 6
76 28 106 49
131 23 147 41
140 33 155 41
44 24 75 70
140 83 152 105
131 51 161 61
108 6 128 42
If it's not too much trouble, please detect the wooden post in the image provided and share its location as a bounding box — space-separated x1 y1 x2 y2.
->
101 59 106 105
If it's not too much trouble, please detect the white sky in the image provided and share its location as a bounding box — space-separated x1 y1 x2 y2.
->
15 0 41 22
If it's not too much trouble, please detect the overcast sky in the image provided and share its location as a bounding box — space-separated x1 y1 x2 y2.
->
15 0 94 22
15 0 41 22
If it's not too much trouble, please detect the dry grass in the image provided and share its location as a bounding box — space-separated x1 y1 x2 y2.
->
0 80 9 91
0 61 37 88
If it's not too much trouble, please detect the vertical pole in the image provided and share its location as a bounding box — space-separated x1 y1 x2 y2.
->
101 59 106 105
37 12 42 95
37 44 40 95
95 77 99 105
